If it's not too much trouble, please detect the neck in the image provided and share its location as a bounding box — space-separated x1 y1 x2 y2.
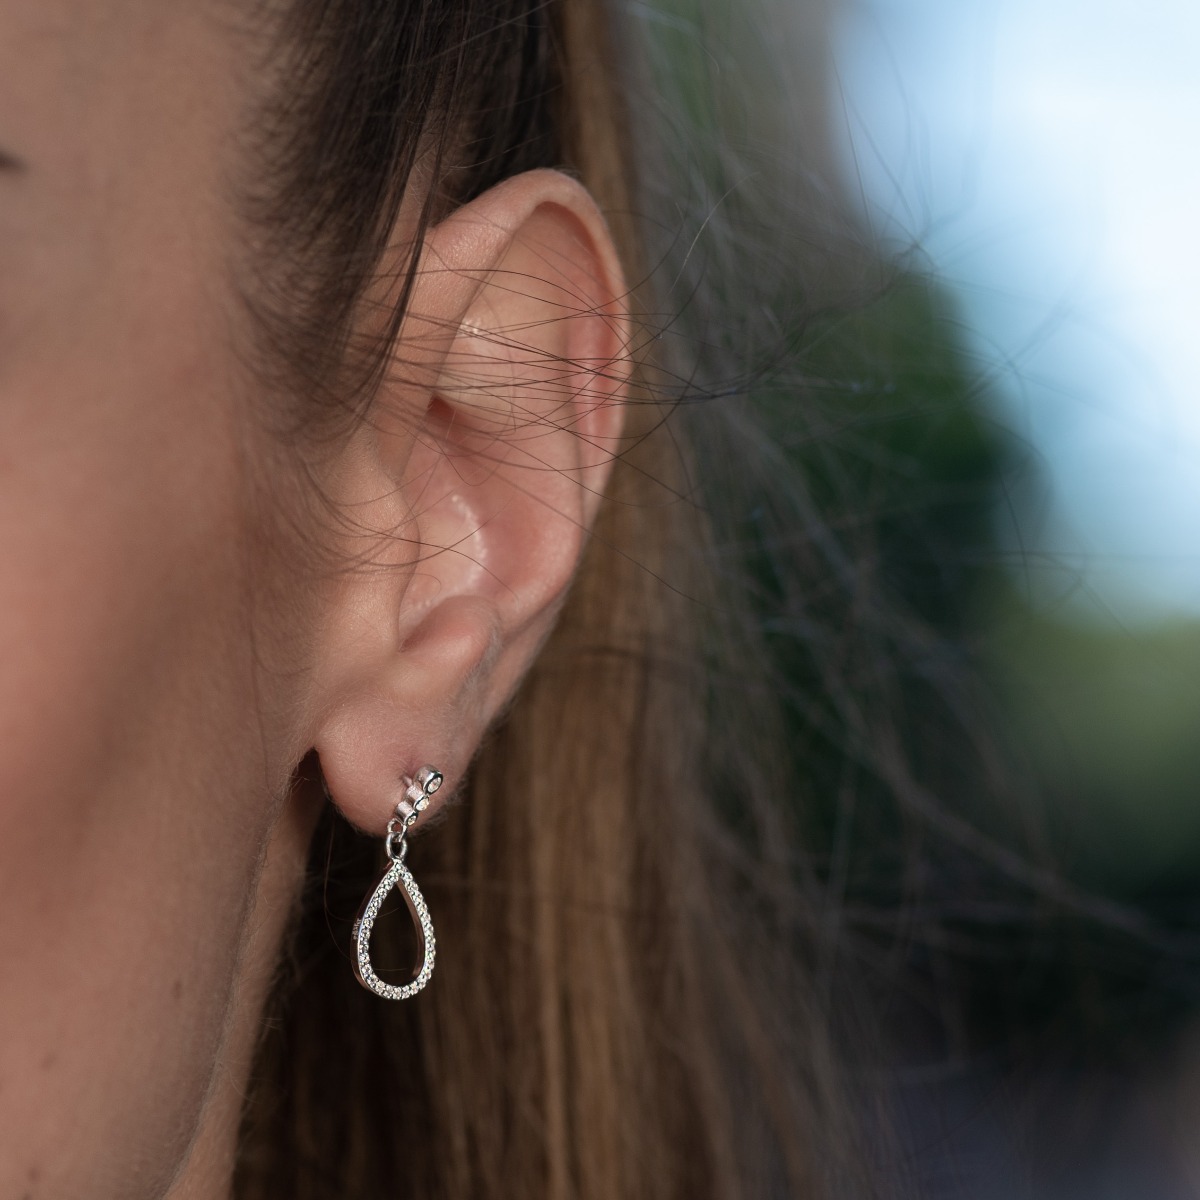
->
166 789 319 1200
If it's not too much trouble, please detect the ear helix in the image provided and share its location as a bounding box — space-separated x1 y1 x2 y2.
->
350 765 443 1000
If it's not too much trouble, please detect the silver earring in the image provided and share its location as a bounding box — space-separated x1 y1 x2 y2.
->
351 765 443 1000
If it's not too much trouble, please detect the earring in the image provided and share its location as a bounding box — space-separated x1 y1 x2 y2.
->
351 765 443 1000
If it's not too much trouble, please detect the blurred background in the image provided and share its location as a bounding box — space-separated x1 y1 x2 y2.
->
831 6 1200 1195
639 0 1200 1194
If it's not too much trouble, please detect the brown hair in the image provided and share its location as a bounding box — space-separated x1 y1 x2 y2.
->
233 1 872 1197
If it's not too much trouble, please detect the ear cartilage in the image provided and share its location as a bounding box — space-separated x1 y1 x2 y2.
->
351 765 443 1000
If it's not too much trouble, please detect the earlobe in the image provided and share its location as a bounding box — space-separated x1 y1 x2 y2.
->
309 170 629 835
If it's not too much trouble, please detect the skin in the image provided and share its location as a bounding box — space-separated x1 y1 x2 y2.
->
0 1 627 1197
0 4 318 1195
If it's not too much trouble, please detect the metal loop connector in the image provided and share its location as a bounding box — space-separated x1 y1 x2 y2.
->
385 822 409 863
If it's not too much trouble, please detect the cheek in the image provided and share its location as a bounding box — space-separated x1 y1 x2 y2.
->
0 6 315 1193
0 328 296 1194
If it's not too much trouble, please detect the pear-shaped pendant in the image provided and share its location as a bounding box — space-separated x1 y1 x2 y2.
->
351 766 442 1000
352 858 435 999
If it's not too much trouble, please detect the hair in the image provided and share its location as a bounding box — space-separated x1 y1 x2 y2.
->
226 1 956 1197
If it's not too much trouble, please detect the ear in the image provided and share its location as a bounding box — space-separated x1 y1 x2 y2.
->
307 169 629 833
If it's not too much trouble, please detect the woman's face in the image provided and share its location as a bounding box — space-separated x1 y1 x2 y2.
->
0 3 321 1194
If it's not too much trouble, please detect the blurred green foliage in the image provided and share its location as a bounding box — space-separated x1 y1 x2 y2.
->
989 606 1200 898
773 265 1200 905
755 262 1200 1058
780 271 1008 635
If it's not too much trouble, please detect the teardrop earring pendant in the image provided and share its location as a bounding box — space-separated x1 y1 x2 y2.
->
351 766 442 1000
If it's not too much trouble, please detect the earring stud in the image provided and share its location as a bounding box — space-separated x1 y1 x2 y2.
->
351 766 443 1000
